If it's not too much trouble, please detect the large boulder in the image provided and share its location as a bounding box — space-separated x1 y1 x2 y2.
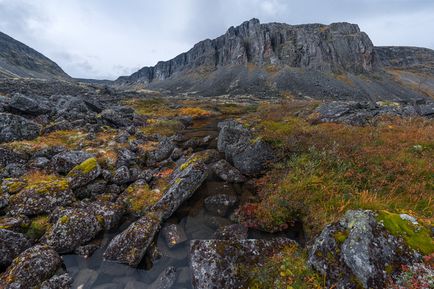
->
42 207 102 253
217 120 273 175
7 177 75 216
0 245 63 289
51 151 94 174
66 157 101 189
104 154 208 266
308 210 422 289
0 113 41 143
100 106 134 128
0 229 31 268
7 93 50 115
190 238 295 289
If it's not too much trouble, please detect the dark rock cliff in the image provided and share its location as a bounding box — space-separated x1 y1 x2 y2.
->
0 31 69 79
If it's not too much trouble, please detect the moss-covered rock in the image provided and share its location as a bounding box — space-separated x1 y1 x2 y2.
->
67 157 101 189
1 178 27 194
119 180 162 216
7 174 75 216
25 215 50 240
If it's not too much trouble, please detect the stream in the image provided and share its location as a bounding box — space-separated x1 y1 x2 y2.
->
62 116 303 289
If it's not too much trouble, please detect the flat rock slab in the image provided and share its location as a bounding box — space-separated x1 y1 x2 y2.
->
190 238 294 289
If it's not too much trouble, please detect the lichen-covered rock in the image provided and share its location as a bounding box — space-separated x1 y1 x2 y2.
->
0 245 63 289
146 137 175 166
50 151 93 174
217 120 273 175
40 273 73 289
111 165 132 185
7 177 74 216
308 210 421 289
0 229 31 268
104 155 208 267
161 224 187 248
211 159 246 183
66 157 101 189
42 207 102 253
1 178 27 194
204 194 237 217
91 200 125 230
118 179 162 216
0 113 41 143
0 148 25 167
0 215 30 232
190 238 295 289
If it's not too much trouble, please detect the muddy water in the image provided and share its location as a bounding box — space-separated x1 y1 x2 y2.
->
63 116 302 289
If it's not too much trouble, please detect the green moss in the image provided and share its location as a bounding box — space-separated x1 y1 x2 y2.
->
26 215 50 240
179 156 200 171
377 211 434 255
2 178 27 194
334 230 349 243
59 215 69 224
123 183 162 215
69 157 98 175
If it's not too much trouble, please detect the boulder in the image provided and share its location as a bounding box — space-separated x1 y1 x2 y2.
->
111 166 132 185
51 151 94 174
146 137 175 166
66 157 101 189
7 177 75 216
7 93 49 115
0 245 63 288
217 120 273 175
0 113 41 143
40 273 73 289
100 107 134 128
204 194 237 217
211 159 246 183
0 229 32 268
161 224 188 248
104 155 208 266
190 238 295 289
308 210 421 289
42 207 102 253
91 201 125 230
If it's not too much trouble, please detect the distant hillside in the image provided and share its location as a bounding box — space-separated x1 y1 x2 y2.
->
116 19 434 101
0 31 69 80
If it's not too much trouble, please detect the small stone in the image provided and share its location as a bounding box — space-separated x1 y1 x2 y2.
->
161 224 188 248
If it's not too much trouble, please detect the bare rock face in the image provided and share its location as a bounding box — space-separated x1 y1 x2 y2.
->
190 238 295 289
117 19 376 86
308 210 420 289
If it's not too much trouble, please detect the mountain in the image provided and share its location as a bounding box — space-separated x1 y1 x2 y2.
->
0 31 69 80
116 19 434 101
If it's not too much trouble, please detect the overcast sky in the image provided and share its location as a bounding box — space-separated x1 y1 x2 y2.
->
1 0 433 80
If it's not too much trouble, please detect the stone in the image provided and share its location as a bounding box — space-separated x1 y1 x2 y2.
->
28 157 50 169
161 224 188 248
42 207 102 253
40 273 73 289
0 147 25 167
0 245 63 288
0 229 32 268
190 238 295 289
74 244 99 258
211 159 246 183
111 166 132 185
101 107 134 128
204 194 237 217
91 201 125 230
308 210 420 289
67 157 101 189
7 93 50 115
0 113 41 143
214 224 248 240
146 137 175 166
217 120 273 175
74 179 107 199
51 150 93 174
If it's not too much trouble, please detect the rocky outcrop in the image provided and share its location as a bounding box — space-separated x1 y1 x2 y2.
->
308 210 421 289
217 120 274 175
0 113 41 143
375 46 434 72
190 238 295 289
0 31 69 79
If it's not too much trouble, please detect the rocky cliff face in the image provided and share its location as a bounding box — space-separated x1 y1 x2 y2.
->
0 31 69 79
375 46 434 73
117 19 376 85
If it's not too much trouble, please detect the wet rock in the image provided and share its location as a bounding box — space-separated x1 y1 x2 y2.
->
104 155 208 266
148 266 176 289
67 157 101 189
0 229 32 268
190 238 295 289
214 224 248 240
0 245 63 288
217 120 273 175
0 113 41 143
204 194 237 217
74 244 99 258
211 159 246 183
40 273 73 289
308 210 420 289
42 207 102 253
146 137 175 166
161 224 188 248
7 177 75 216
51 150 93 174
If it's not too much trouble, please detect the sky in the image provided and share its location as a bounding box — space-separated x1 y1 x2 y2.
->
0 0 433 80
